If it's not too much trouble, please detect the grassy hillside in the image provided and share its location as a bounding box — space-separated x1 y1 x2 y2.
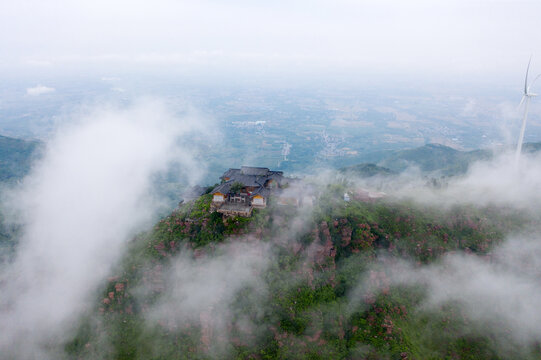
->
65 183 536 360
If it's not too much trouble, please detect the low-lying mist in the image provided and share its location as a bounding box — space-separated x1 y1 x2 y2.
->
345 149 541 354
0 99 211 358
389 236 541 346
351 149 541 212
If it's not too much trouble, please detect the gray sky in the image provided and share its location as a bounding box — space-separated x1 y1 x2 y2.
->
1 0 541 82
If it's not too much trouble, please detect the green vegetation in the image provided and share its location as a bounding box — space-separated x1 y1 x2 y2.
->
0 135 40 263
0 205 20 263
0 135 40 182
64 181 538 360
339 163 396 178
230 182 244 194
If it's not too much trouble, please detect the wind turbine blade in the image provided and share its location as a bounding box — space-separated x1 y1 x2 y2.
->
524 56 533 95
519 95 526 108
516 96 532 162
529 73 541 93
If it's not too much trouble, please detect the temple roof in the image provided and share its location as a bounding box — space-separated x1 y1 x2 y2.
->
211 182 232 195
251 186 271 198
213 166 290 197
240 166 272 176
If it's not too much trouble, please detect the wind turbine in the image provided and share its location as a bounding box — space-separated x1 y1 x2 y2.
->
515 57 541 162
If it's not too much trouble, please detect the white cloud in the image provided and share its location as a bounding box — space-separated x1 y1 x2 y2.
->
26 84 55 96
0 99 211 358
382 150 541 212
348 150 541 352
387 235 541 351
145 241 271 354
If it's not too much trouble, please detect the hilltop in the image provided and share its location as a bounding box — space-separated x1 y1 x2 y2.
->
64 176 536 360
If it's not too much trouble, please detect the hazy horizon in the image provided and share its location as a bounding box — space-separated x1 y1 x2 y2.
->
2 0 541 85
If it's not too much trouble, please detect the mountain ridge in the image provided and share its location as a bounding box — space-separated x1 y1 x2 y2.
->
341 142 541 177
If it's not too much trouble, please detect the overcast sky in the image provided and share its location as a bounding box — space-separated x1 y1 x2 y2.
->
1 0 541 83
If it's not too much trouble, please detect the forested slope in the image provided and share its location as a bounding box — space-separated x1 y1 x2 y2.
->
66 182 536 360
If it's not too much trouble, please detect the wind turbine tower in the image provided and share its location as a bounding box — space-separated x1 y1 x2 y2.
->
516 57 541 162
281 141 291 161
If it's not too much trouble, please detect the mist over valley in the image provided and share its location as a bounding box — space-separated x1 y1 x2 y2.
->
2 0 541 358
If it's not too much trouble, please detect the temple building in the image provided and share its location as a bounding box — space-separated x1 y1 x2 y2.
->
211 166 290 217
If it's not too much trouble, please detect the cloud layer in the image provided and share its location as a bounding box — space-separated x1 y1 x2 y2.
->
2 0 541 80
0 99 209 358
348 150 541 353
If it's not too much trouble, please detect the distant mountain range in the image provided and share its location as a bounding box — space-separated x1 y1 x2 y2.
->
2 133 541 183
341 142 541 177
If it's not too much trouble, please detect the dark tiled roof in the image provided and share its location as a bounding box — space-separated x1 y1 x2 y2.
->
240 166 271 176
222 168 241 179
251 187 271 198
214 166 288 196
211 182 232 194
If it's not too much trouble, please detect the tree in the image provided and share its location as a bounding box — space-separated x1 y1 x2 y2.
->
230 182 244 194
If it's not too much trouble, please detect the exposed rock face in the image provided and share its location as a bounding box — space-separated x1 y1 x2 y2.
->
305 221 337 269
114 282 125 292
341 226 352 247
320 221 336 267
